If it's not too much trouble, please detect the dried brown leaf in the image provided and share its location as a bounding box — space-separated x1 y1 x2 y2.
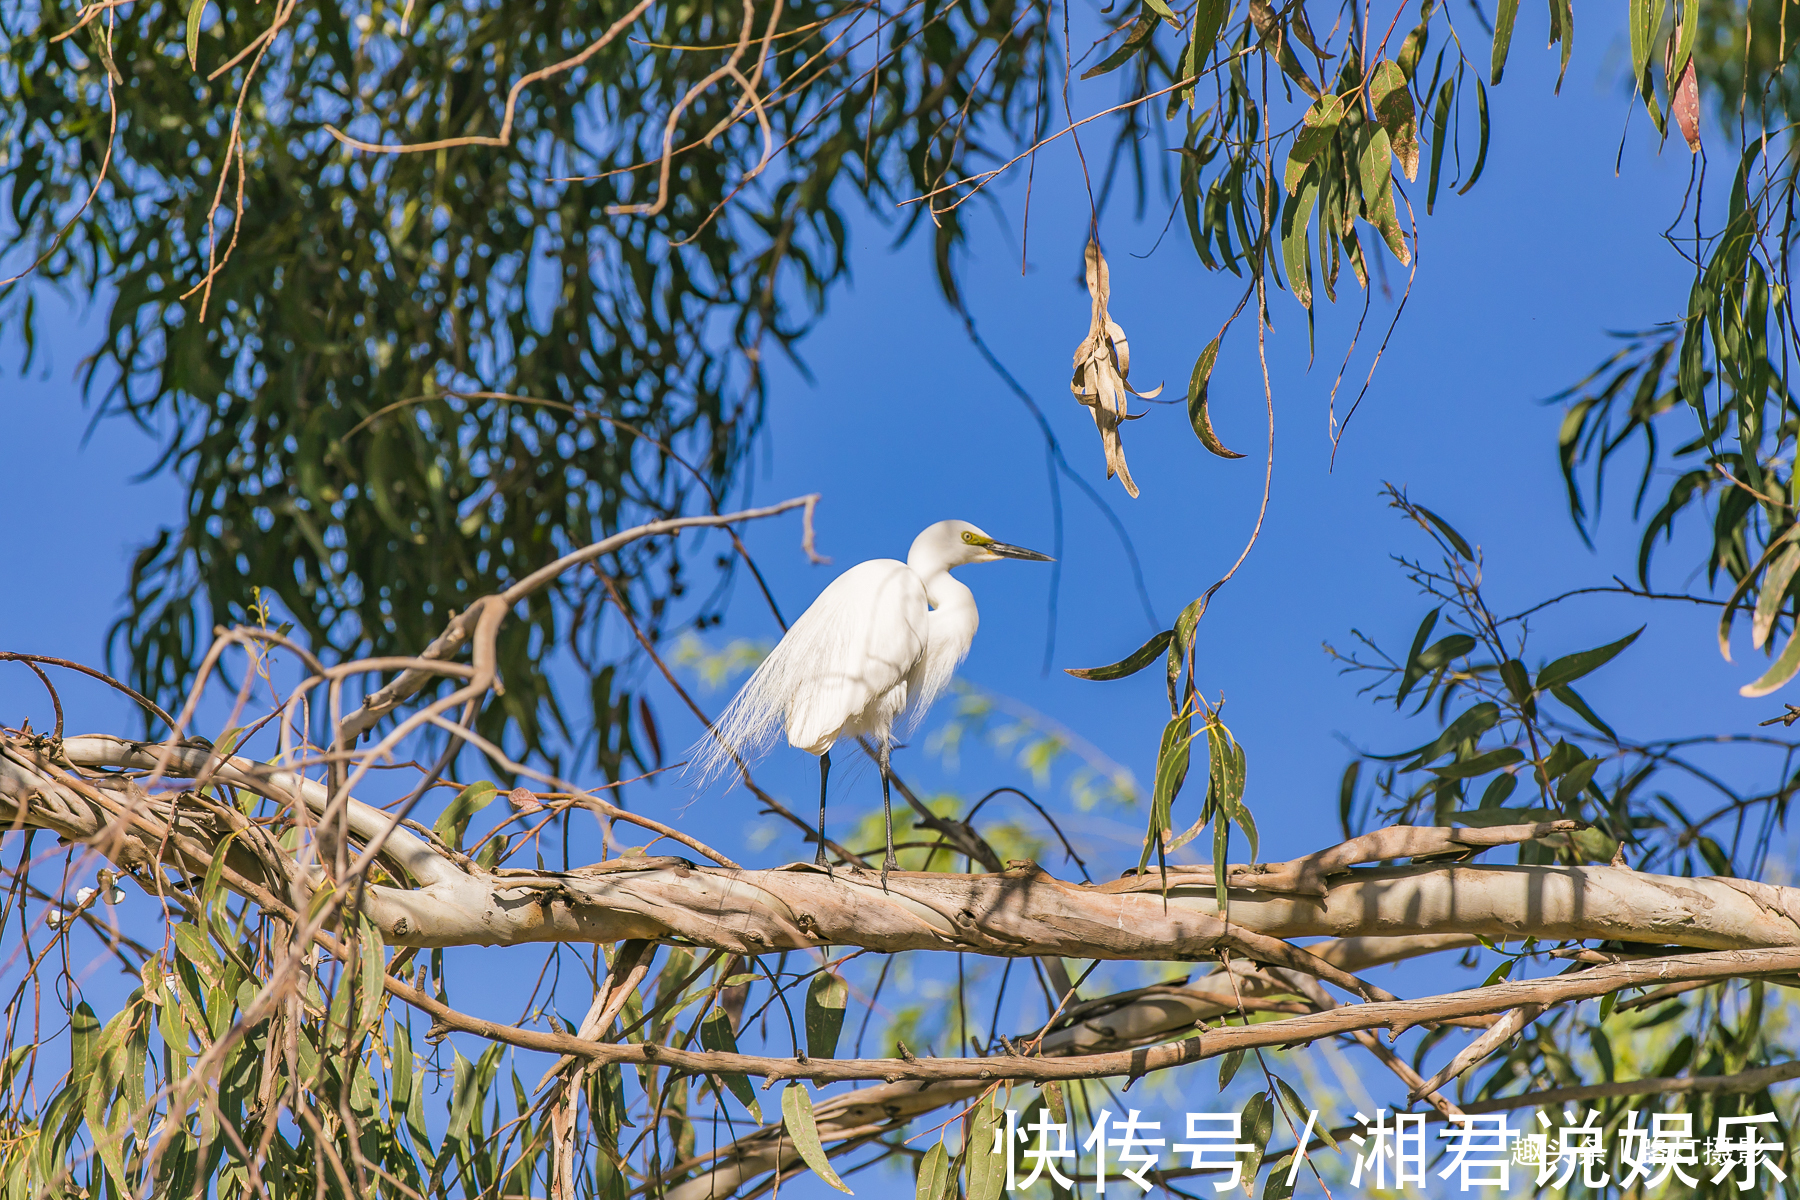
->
1071 238 1163 498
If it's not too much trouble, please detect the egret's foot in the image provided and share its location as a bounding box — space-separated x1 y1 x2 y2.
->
880 852 899 891
814 847 833 878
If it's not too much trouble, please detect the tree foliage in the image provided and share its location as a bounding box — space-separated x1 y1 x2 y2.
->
9 0 1800 1196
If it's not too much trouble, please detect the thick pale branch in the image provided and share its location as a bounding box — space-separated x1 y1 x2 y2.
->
15 740 1800 969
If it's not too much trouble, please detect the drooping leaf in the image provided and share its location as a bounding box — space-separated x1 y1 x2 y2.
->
1357 127 1410 264
964 1089 1005 1200
1191 0 1229 72
1427 78 1454 214
1394 608 1441 708
782 1084 853 1193
1066 629 1175 680
1547 0 1573 92
916 1142 953 1200
69 1001 101 1087
1284 95 1346 194
1499 659 1536 719
1741 630 1800 698
1186 339 1246 458
805 973 848 1060
1459 77 1491 195
1370 61 1419 180
1753 543 1800 649
184 0 205 70
701 1008 762 1122
1283 169 1321 310
1338 761 1360 836
1628 0 1664 122
1240 1092 1275 1186
1082 10 1159 80
1396 0 1434 79
1490 0 1520 83
1141 712 1196 872
1548 684 1618 740
1218 1048 1246 1089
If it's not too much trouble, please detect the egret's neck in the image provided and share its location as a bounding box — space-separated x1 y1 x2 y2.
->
901 545 968 609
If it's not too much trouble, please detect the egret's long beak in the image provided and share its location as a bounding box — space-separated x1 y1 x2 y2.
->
987 541 1055 562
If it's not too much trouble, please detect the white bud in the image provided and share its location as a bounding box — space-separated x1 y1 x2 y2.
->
104 884 126 906
75 887 97 906
46 910 65 929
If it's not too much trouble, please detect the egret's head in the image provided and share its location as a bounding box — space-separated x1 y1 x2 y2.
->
909 520 1055 572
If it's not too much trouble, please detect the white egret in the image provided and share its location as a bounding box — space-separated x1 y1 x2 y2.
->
692 519 1052 878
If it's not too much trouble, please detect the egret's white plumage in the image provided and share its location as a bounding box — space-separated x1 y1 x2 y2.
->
691 519 1051 874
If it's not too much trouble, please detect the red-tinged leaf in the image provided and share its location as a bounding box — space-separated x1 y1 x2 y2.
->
1672 59 1700 152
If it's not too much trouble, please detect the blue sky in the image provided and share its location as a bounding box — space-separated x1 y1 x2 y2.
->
3 2 1791 1187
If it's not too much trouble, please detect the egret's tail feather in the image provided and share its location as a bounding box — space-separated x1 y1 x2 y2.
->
685 652 791 787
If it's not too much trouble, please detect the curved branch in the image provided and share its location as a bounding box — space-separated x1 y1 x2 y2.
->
340 496 822 743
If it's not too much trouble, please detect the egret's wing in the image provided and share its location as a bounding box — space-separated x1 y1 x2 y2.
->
687 560 927 779
782 561 928 754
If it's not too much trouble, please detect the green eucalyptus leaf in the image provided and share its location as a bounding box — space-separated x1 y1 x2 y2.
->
805 973 848 1060
700 1008 762 1122
1218 1047 1246 1089
1428 747 1524 778
1490 0 1520 83
1458 76 1491 194
1548 684 1618 740
1537 628 1643 690
1066 629 1175 680
1370 60 1419 180
964 1089 1005 1200
1082 11 1160 80
1388 702 1501 769
1740 631 1800 697
1753 542 1800 649
1186 339 1246 458
1427 78 1454 214
783 1084 853 1193
916 1142 953 1200
434 781 498 852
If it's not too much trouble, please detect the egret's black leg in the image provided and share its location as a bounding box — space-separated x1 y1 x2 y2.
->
880 748 898 888
816 751 832 871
